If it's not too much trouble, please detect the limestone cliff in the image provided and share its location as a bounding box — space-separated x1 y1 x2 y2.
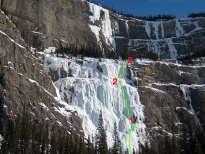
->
2 1 205 59
0 10 83 138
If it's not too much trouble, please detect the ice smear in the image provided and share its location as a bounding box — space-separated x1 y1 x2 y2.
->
166 38 178 60
175 19 184 37
89 25 101 43
145 21 151 38
89 2 116 50
179 84 195 114
125 20 129 38
161 23 165 38
153 22 159 40
114 21 119 34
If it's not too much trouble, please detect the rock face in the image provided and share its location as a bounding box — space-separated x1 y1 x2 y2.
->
2 1 205 59
0 10 83 137
2 0 96 49
110 15 205 59
130 61 205 135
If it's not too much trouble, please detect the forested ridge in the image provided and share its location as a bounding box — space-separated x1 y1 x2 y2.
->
188 12 205 18
53 44 159 61
1 107 205 154
177 49 205 65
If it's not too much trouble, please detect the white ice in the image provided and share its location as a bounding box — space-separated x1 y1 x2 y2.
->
42 52 147 152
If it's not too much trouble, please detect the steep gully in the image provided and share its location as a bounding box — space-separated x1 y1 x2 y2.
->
113 57 136 154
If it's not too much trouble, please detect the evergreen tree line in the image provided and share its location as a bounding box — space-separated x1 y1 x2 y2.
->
101 5 117 14
55 44 103 59
121 50 158 61
118 14 176 22
177 49 205 64
0 106 124 154
1 117 94 154
0 107 132 153
1 105 205 154
55 43 160 61
188 12 205 18
141 126 205 154
0 105 93 154
144 51 158 61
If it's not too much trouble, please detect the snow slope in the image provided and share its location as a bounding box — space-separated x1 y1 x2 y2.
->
42 50 146 152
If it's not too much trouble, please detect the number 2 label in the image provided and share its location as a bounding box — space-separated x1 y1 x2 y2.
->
113 78 118 85
128 56 132 64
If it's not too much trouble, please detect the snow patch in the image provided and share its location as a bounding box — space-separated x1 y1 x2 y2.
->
31 31 43 35
44 47 56 54
176 70 181 75
39 102 49 111
144 85 167 94
176 107 195 115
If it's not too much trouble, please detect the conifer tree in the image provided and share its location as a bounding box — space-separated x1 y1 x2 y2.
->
98 110 108 154
94 131 98 154
69 134 74 154
87 136 94 154
64 135 69 154
112 121 122 154
73 136 79 154
79 136 86 154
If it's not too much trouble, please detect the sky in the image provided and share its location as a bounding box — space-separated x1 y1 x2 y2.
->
90 0 205 18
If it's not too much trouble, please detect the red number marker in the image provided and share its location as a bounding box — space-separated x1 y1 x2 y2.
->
129 117 133 124
128 56 132 64
113 78 118 85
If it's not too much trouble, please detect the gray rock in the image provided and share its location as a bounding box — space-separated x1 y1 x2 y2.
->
2 0 96 50
3 0 205 59
0 10 83 138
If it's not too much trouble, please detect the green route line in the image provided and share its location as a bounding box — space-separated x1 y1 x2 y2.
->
116 59 137 154
127 122 137 154
118 82 131 119
117 60 128 79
